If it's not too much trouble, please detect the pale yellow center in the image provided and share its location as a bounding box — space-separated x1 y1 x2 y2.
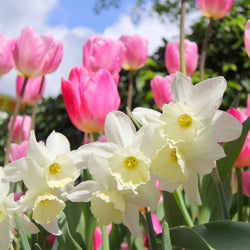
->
42 199 49 206
169 149 178 163
49 163 61 175
178 114 192 128
123 156 138 169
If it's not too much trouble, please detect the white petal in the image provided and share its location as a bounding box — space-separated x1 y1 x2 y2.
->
18 214 39 234
132 107 161 125
0 218 13 250
67 181 99 202
171 72 193 104
46 131 70 156
209 110 243 142
182 169 201 205
42 219 62 235
188 76 227 119
123 203 141 237
27 131 51 165
158 178 180 192
0 167 9 196
105 111 136 148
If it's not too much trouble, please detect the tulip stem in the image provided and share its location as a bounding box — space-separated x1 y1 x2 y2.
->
4 76 29 166
236 168 243 221
173 188 194 227
30 75 45 131
127 70 134 111
211 164 230 220
199 17 213 81
144 207 157 250
101 224 109 250
180 0 186 75
18 105 27 144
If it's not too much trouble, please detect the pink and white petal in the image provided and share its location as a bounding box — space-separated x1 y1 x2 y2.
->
209 110 242 142
18 214 40 234
105 111 136 148
67 181 100 202
182 169 201 205
132 107 161 125
42 219 62 235
46 131 70 157
171 72 193 104
123 203 142 237
188 77 227 119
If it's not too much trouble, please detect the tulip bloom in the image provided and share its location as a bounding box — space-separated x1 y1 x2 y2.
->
244 19 250 57
119 34 148 70
83 36 123 84
242 171 250 197
196 0 233 19
12 26 63 78
151 74 174 109
8 115 31 143
61 66 121 133
9 140 29 162
165 39 198 76
16 75 46 105
0 34 15 76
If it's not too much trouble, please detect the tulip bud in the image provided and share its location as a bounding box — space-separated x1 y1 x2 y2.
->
242 171 250 197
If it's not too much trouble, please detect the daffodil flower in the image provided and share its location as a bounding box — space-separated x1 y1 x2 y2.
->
0 167 39 249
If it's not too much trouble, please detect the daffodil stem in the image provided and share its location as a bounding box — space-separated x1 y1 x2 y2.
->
236 168 243 221
180 0 186 75
211 166 230 220
127 70 134 111
30 75 45 131
4 76 29 166
199 17 213 81
101 224 109 250
145 208 158 250
173 188 194 227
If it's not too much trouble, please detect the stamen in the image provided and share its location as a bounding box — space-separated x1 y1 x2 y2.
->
178 114 192 128
49 163 61 175
124 156 138 169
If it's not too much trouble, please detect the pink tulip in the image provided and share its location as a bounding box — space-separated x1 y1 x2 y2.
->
93 225 112 250
47 234 56 248
16 75 46 105
61 66 120 133
244 20 250 58
14 191 24 201
196 0 233 19
165 39 198 76
119 34 148 70
83 36 123 84
0 33 15 76
12 26 63 78
9 140 29 162
151 74 174 109
242 171 250 197
227 105 250 168
8 115 31 143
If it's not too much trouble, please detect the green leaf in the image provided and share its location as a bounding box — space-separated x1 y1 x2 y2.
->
57 212 83 250
170 226 213 249
192 220 250 249
162 221 172 250
14 213 32 250
109 223 127 250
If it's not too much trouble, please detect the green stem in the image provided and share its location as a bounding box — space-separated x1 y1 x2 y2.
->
145 208 157 250
173 188 194 227
211 166 230 220
4 76 29 166
30 75 45 131
101 224 109 250
127 70 134 110
236 167 243 221
199 17 213 81
180 0 186 75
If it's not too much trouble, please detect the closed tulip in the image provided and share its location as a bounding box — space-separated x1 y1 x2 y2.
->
244 19 250 57
151 74 174 110
165 39 198 76
12 26 63 78
0 34 15 76
61 66 120 133
16 75 46 105
119 34 148 70
242 171 250 197
196 0 233 19
83 36 123 84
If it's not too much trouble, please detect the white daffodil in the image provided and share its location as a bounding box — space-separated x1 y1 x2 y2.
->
68 111 160 236
0 167 39 250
